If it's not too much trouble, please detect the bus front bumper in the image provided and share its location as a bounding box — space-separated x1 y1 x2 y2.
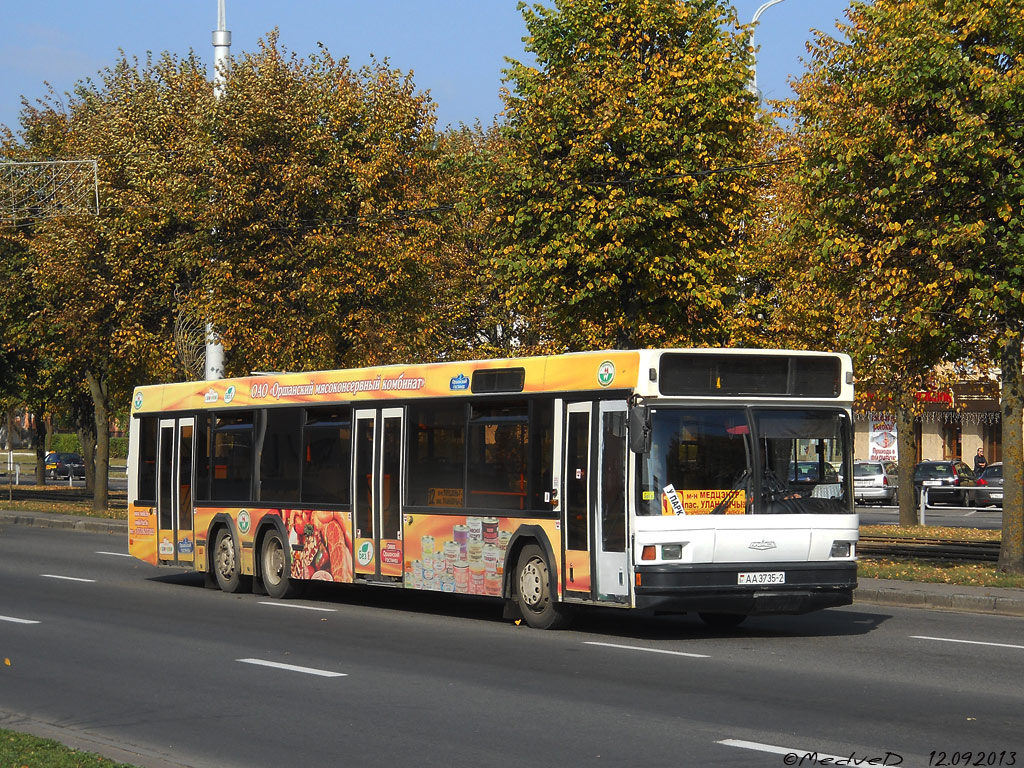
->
634 562 856 615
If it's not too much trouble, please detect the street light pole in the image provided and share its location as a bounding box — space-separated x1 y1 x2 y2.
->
749 0 787 97
205 0 230 380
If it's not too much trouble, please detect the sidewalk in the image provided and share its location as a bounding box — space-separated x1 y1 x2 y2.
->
3 509 1024 618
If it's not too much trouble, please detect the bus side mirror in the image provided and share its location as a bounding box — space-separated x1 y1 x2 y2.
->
628 405 650 454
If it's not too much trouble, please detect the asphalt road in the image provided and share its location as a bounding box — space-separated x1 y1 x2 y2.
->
857 503 1004 529
1 525 1021 768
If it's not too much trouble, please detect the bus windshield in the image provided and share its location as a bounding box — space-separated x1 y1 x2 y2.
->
637 407 851 515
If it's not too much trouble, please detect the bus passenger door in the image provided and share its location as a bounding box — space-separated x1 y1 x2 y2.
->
562 402 592 596
595 401 628 601
353 408 404 581
156 417 195 564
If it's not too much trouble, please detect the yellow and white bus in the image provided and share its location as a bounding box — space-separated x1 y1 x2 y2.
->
127 348 858 629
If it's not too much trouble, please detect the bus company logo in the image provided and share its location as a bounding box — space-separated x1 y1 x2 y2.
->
357 540 375 566
237 510 251 535
159 537 174 557
450 373 470 391
597 361 616 387
177 537 194 555
203 388 219 404
223 385 236 404
748 539 777 551
133 391 144 410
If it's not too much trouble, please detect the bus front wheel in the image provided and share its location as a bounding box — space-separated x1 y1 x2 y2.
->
213 528 249 594
515 544 572 630
260 529 302 599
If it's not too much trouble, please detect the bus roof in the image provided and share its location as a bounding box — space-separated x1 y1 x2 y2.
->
130 348 852 415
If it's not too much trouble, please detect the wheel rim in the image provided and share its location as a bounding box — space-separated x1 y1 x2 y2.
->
519 556 547 611
215 535 235 580
264 536 285 587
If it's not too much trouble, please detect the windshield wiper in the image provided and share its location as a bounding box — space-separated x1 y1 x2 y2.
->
710 469 750 515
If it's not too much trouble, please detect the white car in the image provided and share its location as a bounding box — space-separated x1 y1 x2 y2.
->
853 460 898 505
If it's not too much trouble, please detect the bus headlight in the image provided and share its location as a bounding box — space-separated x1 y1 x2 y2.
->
661 544 684 560
830 541 854 558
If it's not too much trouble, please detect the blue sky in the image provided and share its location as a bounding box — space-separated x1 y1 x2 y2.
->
0 0 850 135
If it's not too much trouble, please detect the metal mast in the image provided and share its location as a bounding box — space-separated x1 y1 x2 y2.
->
206 0 230 380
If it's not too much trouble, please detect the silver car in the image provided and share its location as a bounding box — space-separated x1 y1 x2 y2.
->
974 462 1003 507
853 460 898 505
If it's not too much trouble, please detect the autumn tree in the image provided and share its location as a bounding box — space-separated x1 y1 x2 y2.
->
791 0 1024 570
197 36 467 373
12 52 214 510
492 0 759 350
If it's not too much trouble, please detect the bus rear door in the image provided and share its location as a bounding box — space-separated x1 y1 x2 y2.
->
156 417 195 564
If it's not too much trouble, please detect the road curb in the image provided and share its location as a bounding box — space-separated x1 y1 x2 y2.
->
855 583 1024 617
0 511 127 535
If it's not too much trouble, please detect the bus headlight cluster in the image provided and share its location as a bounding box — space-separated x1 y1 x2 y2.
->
829 541 854 558
641 543 686 561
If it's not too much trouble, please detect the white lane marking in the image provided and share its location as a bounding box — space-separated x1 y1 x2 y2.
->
718 739 848 761
96 551 132 557
237 658 347 677
911 635 1024 651
0 615 41 625
584 641 710 659
40 574 96 583
257 601 336 613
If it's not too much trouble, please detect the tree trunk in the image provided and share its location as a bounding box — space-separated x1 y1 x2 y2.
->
33 410 47 485
998 329 1024 574
77 426 96 495
85 370 110 512
895 391 919 527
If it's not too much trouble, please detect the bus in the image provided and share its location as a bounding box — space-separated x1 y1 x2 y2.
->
127 348 858 629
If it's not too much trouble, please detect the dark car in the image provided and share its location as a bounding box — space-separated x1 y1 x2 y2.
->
974 462 1004 508
44 452 86 479
913 460 976 506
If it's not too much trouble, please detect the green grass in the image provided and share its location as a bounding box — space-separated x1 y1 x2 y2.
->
858 523 1024 588
0 729 139 768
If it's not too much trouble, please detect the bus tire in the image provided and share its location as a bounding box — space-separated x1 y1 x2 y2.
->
260 528 302 599
515 544 572 630
212 527 249 594
698 612 747 629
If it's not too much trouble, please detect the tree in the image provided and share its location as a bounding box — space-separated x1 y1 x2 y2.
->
492 0 759 350
791 0 1024 571
13 52 214 510
199 36 461 373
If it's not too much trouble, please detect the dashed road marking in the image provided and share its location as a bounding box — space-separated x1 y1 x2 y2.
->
584 641 710 659
0 615 41 625
257 601 336 612
237 658 346 677
96 551 132 557
911 635 1024 651
40 574 96 583
718 739 848 761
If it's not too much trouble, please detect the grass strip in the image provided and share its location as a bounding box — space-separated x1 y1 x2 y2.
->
0 728 139 768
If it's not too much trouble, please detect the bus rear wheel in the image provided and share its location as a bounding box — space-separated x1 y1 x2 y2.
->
515 544 572 630
261 529 302 599
213 528 249 594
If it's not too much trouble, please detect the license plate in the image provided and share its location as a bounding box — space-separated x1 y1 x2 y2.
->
738 571 785 585
992 493 1003 500
922 480 941 486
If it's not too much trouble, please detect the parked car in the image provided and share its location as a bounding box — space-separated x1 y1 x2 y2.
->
44 452 85 479
853 460 898 505
913 459 976 505
974 462 1004 508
